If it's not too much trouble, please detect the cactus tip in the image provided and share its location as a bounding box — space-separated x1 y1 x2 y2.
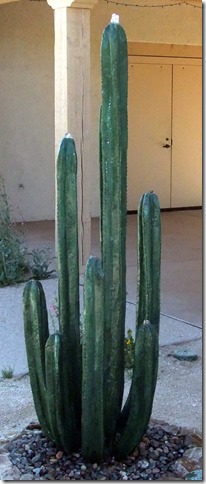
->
110 13 119 23
143 320 150 326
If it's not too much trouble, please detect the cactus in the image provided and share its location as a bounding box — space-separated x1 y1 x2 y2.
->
23 15 161 462
100 13 128 446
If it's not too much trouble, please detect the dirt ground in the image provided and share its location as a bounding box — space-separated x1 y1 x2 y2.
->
0 339 202 443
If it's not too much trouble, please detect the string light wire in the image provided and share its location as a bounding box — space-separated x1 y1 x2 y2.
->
103 0 202 8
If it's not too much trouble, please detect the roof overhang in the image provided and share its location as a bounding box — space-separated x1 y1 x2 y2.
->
0 0 202 3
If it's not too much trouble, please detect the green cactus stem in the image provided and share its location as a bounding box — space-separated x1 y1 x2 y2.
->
23 280 52 439
56 134 81 448
115 192 161 457
45 333 67 450
114 320 159 459
100 14 128 445
137 192 161 332
82 256 104 462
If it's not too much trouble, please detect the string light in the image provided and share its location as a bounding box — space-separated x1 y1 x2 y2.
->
103 0 202 8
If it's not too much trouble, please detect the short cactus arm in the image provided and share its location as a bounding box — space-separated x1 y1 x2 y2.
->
45 333 70 452
56 134 81 446
100 17 128 444
114 321 159 459
82 256 104 463
137 192 161 331
116 192 161 451
23 280 52 438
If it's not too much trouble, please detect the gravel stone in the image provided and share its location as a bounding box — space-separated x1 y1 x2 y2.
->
185 469 202 480
168 349 198 361
20 472 34 480
3 422 202 481
163 446 169 453
140 471 148 479
120 470 127 476
32 467 41 476
139 459 149 469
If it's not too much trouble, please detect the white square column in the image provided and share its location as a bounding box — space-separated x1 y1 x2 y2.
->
47 0 98 269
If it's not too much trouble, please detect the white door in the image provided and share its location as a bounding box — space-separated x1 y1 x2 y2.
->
127 63 172 210
171 65 202 207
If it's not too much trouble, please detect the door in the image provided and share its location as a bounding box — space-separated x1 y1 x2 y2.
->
171 65 202 207
127 60 202 211
127 63 172 210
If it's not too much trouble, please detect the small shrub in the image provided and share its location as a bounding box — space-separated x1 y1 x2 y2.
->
28 246 55 280
0 175 55 285
1 366 14 379
0 175 28 286
124 329 135 370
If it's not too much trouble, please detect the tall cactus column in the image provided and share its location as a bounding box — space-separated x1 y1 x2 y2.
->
56 134 82 447
100 14 128 444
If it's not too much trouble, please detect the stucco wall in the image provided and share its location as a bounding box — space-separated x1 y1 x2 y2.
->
0 0 202 220
0 0 54 221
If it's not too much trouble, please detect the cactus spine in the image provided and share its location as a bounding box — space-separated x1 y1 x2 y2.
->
23 16 161 463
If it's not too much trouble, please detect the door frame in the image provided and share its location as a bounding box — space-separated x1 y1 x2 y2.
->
128 42 202 60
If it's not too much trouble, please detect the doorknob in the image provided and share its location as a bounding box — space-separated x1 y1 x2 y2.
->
162 143 171 148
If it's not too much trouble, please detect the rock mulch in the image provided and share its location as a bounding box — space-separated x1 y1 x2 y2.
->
0 420 202 480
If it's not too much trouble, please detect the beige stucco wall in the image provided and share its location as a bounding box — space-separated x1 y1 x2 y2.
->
0 0 54 221
0 0 202 220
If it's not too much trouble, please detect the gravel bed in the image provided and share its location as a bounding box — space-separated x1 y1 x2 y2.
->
6 422 189 480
